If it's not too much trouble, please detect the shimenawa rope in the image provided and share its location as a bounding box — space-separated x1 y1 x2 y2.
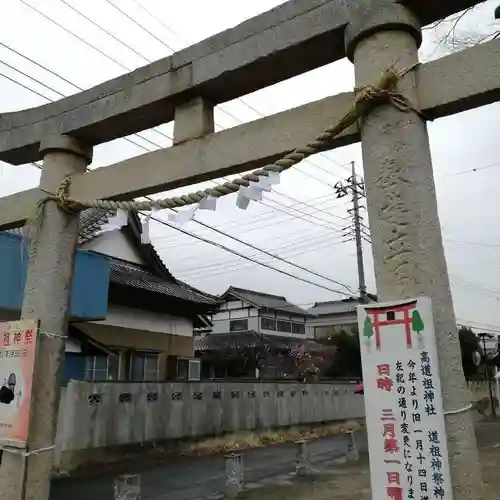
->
34 64 421 219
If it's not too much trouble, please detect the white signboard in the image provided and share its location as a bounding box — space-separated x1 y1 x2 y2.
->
357 297 452 500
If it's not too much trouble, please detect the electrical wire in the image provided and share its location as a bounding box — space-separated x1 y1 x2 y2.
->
82 0 354 184
128 0 359 179
173 220 354 293
0 37 352 238
17 0 172 144
0 48 353 241
0 61 358 297
145 210 355 297
171 232 350 278
5 3 350 224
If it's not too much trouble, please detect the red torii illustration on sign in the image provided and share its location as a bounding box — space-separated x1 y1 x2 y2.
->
364 300 420 350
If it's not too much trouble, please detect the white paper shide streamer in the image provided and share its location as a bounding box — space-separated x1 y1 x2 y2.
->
168 205 197 225
107 208 128 229
167 195 218 226
236 172 280 210
94 208 129 237
141 207 162 244
138 173 279 244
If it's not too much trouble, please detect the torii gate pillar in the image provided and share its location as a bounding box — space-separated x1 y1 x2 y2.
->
345 3 483 498
0 135 92 500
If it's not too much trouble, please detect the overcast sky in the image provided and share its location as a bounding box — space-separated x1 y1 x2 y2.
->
1 0 500 332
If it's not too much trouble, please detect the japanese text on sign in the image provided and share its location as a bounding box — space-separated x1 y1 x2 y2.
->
358 297 452 500
0 320 39 448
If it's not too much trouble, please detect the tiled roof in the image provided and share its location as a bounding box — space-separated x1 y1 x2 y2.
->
308 300 358 316
308 296 377 316
78 208 115 244
223 286 313 316
4 208 113 243
109 259 217 306
195 330 324 352
6 208 216 307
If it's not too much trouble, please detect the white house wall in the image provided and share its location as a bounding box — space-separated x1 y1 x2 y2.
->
259 312 312 339
211 303 259 334
91 304 193 337
211 299 312 339
80 230 145 265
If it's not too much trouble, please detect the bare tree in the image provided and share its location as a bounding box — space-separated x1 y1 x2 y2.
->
425 2 500 56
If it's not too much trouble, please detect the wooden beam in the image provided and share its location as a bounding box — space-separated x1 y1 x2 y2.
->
0 0 482 165
1 37 500 230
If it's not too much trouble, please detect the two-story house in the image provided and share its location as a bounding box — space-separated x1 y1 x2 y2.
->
196 286 324 379
308 295 377 341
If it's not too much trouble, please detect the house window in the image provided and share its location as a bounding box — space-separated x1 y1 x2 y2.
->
230 319 248 332
277 321 292 333
84 355 118 381
130 352 160 381
261 317 276 331
291 323 306 335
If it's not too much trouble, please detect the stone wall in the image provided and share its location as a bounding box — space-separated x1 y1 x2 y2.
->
54 380 365 470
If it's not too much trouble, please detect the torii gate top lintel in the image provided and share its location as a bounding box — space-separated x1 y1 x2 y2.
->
0 0 482 166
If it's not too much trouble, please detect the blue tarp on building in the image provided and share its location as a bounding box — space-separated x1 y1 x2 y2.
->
0 232 109 320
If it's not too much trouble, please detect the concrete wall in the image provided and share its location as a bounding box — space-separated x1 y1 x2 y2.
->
55 380 364 469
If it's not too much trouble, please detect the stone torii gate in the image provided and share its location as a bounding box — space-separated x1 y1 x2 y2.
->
0 0 496 499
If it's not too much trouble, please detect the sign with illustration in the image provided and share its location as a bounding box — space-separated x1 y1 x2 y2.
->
358 298 452 500
0 320 39 447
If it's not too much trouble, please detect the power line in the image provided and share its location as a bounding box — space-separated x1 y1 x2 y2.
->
146 211 354 297
0 41 166 153
59 0 151 61
0 68 51 101
446 161 500 177
0 59 63 97
38 0 348 198
179 216 354 293
94 0 353 184
17 0 172 144
102 0 175 51
456 319 500 333
0 55 352 258
172 233 350 279
178 238 352 283
0 41 81 90
444 237 500 249
152 194 347 246
1 12 361 295
1 59 359 296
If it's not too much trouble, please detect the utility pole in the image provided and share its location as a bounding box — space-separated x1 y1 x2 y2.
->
478 332 497 418
335 161 368 300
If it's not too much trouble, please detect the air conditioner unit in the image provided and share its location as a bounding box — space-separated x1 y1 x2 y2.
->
188 359 201 381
